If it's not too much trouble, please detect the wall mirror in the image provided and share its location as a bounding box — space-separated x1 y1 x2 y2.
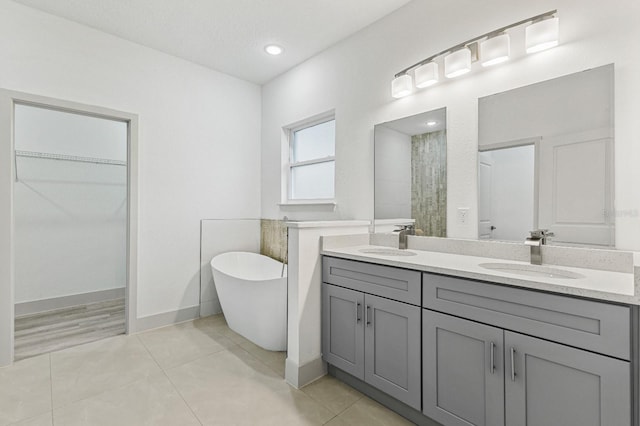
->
478 64 614 247
374 108 447 236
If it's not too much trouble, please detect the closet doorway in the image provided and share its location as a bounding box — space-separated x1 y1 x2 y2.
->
0 91 138 365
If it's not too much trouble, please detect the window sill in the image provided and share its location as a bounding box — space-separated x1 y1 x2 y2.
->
278 199 337 208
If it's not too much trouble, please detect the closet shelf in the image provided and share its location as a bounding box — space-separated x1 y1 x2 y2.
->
14 150 126 182
15 150 126 166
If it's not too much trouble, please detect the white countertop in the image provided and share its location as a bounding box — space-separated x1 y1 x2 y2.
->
286 220 370 229
322 245 640 305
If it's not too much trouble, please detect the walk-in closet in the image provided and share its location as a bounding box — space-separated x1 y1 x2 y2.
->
13 103 128 360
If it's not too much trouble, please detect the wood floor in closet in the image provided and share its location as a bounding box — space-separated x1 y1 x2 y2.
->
14 298 125 361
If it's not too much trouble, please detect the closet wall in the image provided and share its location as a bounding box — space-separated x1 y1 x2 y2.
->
14 104 127 313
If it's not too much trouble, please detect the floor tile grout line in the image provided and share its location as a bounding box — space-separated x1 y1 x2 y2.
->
136 326 240 372
49 353 55 426
322 414 339 425
161 368 205 426
232 343 287 380
48 335 160 412
154 343 214 426
299 378 365 418
136 333 205 426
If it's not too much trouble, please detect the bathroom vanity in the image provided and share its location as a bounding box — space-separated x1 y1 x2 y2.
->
321 244 639 426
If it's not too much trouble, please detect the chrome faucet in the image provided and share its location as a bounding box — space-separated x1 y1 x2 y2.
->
525 229 555 265
394 224 415 250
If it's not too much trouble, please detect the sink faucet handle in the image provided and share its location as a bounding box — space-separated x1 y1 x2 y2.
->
529 229 554 244
529 229 543 238
394 224 415 233
530 229 553 237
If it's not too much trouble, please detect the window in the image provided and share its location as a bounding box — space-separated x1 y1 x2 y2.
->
287 117 335 201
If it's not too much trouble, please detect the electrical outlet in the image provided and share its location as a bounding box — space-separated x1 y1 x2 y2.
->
457 207 470 224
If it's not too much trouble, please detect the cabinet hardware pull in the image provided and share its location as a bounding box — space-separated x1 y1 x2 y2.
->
490 342 495 374
356 302 362 322
366 305 371 326
510 347 516 381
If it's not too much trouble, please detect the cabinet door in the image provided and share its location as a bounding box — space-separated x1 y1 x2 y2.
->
364 293 421 410
423 310 505 426
504 331 631 426
322 283 365 379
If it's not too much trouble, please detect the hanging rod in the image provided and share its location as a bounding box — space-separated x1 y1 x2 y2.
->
14 150 126 182
15 150 126 166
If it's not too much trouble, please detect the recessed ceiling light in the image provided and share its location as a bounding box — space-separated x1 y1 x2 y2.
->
265 44 283 55
426 121 437 126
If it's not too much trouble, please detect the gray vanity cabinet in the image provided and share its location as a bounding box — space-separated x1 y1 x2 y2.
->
364 293 421 410
422 271 633 426
323 257 636 426
322 284 365 379
322 257 422 411
424 309 631 426
322 282 421 410
422 310 505 426
504 331 631 426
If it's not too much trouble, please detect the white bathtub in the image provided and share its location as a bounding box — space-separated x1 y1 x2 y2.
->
210 252 287 351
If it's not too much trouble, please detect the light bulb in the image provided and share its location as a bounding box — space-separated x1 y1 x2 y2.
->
526 17 559 54
415 62 439 88
391 74 413 98
480 33 510 67
264 44 283 55
444 48 471 78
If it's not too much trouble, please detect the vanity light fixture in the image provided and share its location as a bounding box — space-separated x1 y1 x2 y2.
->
444 47 472 78
390 10 558 98
526 16 559 53
480 33 510 67
391 74 413 98
415 62 439 88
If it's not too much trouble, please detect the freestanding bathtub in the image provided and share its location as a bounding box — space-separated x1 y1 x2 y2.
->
210 251 287 351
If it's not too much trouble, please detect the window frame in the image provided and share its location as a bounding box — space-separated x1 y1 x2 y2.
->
286 114 336 202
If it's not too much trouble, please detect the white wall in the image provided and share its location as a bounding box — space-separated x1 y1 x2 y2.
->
260 0 640 251
0 1 261 320
374 125 411 219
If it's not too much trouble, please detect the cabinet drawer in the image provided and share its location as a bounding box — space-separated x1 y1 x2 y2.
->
323 257 421 305
422 273 631 360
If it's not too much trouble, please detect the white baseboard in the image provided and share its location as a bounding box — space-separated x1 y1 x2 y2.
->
199 300 222 317
285 356 327 388
135 305 200 332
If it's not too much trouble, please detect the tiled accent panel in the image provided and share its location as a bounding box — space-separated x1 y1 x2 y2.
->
261 219 288 263
411 130 446 237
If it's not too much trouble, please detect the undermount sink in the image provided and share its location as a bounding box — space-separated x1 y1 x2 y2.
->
359 248 417 257
479 262 585 280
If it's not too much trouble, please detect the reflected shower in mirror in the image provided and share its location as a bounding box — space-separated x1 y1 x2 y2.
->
478 64 614 247
374 108 447 236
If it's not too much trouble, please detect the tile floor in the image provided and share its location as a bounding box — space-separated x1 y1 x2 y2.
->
0 314 413 425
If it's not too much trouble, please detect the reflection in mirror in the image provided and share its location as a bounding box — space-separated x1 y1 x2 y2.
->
478 64 614 247
479 144 535 241
374 108 446 236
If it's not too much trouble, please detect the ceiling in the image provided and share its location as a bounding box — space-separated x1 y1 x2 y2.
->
12 0 412 84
